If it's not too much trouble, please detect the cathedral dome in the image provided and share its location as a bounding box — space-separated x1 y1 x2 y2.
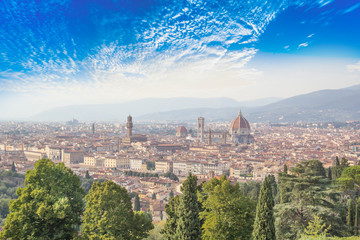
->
176 126 188 137
229 110 250 135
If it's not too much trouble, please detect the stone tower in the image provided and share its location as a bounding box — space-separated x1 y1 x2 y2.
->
92 123 95 135
208 129 212 145
197 117 204 142
126 115 133 138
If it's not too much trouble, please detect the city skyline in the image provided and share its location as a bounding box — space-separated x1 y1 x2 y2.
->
1 0 360 119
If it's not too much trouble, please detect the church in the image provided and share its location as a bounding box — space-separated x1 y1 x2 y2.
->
197 110 254 144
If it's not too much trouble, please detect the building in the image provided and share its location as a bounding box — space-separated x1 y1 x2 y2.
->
130 158 144 170
197 110 254 144
63 150 84 164
155 160 173 173
229 110 255 144
122 115 147 144
24 150 46 162
176 126 188 138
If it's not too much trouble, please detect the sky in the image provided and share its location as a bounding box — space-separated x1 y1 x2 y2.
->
0 0 360 119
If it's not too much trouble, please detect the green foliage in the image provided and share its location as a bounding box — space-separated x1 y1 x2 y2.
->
147 161 155 171
134 193 141 211
174 173 202 240
152 193 157 200
276 159 345 240
347 199 355 233
163 172 179 181
337 166 360 207
132 211 155 240
80 176 106 193
252 176 276 240
239 181 261 201
328 167 332 181
303 216 330 237
161 195 180 239
284 164 288 174
125 171 159 178
199 175 255 240
0 159 85 240
85 170 91 179
146 220 166 240
11 162 16 173
332 157 349 180
82 181 153 240
0 170 24 226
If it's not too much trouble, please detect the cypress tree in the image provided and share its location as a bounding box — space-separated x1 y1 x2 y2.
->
152 193 156 200
327 167 332 181
283 164 288 174
85 170 91 179
252 176 276 240
174 173 201 240
336 156 340 166
134 194 141 211
355 204 359 235
169 190 174 198
348 199 355 234
11 161 16 173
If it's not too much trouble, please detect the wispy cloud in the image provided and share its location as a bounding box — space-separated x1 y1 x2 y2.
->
342 3 360 15
347 61 360 72
298 42 309 48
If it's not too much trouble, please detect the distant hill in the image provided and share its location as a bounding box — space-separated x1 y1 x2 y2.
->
31 84 360 123
247 84 360 123
31 97 281 122
138 84 360 123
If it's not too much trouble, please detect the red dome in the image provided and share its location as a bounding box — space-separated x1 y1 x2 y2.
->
177 126 188 134
229 110 250 132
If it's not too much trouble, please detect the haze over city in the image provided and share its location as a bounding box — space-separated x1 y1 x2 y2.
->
1 0 360 119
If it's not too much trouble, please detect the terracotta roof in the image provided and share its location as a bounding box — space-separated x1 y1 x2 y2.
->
229 110 250 131
177 126 188 134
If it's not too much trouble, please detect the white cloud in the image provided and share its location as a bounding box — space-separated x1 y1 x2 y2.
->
342 3 360 15
347 61 360 72
298 42 309 48
307 33 315 38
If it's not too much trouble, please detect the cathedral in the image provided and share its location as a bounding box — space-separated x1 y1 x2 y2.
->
197 110 254 144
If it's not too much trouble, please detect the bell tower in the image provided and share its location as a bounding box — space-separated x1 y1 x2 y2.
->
197 117 204 142
126 115 133 138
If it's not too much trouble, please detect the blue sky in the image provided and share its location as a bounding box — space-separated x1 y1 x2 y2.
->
0 0 360 119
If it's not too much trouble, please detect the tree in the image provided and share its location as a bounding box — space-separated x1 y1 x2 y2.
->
303 216 330 237
355 203 359 235
337 166 360 207
164 172 179 181
284 164 288 174
174 173 202 240
253 176 276 240
11 162 16 173
328 167 332 181
161 195 180 239
347 199 355 230
0 159 85 240
134 194 141 211
152 193 156 200
169 190 174 198
85 170 91 179
199 175 255 240
332 157 349 180
82 181 153 239
276 160 345 239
